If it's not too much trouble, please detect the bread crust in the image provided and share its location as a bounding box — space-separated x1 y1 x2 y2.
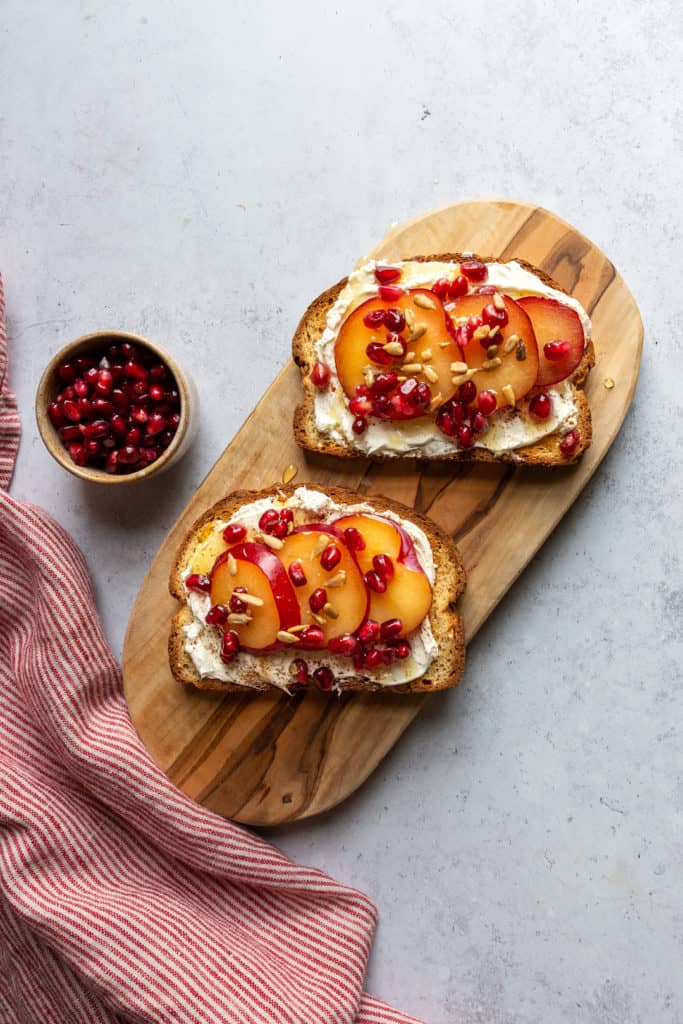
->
292 253 595 465
169 483 466 695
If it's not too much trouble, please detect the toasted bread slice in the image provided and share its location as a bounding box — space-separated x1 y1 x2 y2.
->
169 484 466 694
293 253 594 465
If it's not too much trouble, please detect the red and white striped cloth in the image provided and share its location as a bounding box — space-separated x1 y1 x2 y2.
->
0 276 425 1024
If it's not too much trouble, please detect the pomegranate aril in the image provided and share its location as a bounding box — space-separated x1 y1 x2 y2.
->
349 396 373 416
477 389 497 416
327 633 360 656
363 648 383 670
83 419 110 439
432 278 451 299
125 427 142 446
62 399 81 422
270 520 289 540
309 588 327 613
223 523 247 544
311 361 330 388
559 429 580 457
149 363 168 383
529 393 551 420
102 437 116 450
168 412 181 431
371 372 399 395
482 302 508 328
129 380 149 400
205 603 229 627
458 380 477 405
413 381 431 407
372 553 394 581
75 356 95 373
436 408 456 437
259 509 280 533
146 413 166 436
455 324 473 350
320 544 341 571
229 592 247 613
91 398 114 416
452 402 466 425
117 445 141 465
288 560 307 587
125 360 148 380
84 367 100 386
461 259 488 281
299 624 325 648
111 389 130 412
186 574 210 593
149 384 166 402
67 443 88 466
280 508 294 525
108 414 126 436
471 411 487 434
352 416 368 435
372 394 391 416
468 314 484 331
457 424 474 449
449 275 469 298
48 402 65 427
394 641 411 659
220 630 240 663
313 666 335 691
95 370 113 395
358 619 380 643
343 527 365 551
544 340 572 361
378 284 404 302
378 644 395 666
76 398 93 420
86 440 100 456
57 362 77 383
380 618 403 640
365 342 393 366
364 570 387 593
105 451 119 474
383 308 405 332
74 378 89 397
291 658 309 685
58 424 81 442
363 309 386 328
159 429 175 449
121 342 140 361
374 265 401 285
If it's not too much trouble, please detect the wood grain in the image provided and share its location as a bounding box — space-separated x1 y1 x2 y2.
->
122 200 643 826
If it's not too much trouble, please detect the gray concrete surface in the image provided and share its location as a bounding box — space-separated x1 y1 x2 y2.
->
2 1 682 1021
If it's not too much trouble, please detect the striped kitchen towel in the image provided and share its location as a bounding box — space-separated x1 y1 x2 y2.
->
0 275 425 1024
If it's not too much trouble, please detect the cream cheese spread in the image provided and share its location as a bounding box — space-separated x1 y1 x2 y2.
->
182 486 439 691
313 259 590 457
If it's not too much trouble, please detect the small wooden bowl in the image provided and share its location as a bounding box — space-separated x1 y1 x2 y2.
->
35 330 198 484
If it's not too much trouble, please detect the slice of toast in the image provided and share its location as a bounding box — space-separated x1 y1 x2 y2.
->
168 483 466 694
292 253 595 465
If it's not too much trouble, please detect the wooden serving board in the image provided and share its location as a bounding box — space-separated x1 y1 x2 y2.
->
122 200 643 826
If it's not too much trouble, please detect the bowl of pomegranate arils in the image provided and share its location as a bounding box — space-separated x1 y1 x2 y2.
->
36 330 198 483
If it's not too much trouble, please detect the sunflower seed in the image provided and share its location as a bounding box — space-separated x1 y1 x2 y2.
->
228 612 251 625
408 325 427 344
239 592 264 607
322 603 339 620
413 293 436 310
493 292 505 310
423 365 439 383
277 630 300 644
450 361 468 374
282 464 298 485
486 344 499 359
502 384 516 406
503 333 520 354
227 553 238 576
401 363 423 374
515 339 527 361
482 357 502 371
326 570 347 588
473 325 491 342
603 377 615 389
383 340 405 356
421 347 433 361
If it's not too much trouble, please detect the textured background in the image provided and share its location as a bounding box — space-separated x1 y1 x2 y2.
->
2 1 682 1021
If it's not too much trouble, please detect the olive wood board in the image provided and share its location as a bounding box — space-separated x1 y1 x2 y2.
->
122 199 643 827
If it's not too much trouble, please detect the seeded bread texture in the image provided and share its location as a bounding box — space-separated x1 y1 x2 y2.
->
168 483 466 695
292 253 595 465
